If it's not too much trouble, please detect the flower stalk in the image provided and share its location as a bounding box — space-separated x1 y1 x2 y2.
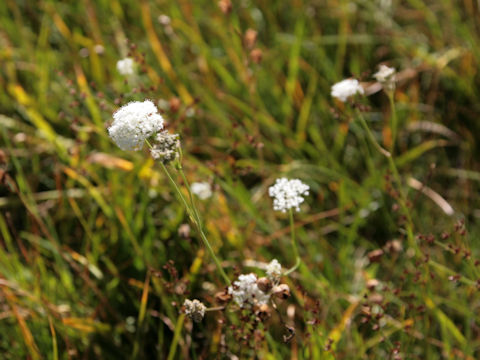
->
284 209 300 276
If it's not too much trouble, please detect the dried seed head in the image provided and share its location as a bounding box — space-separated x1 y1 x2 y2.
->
150 131 180 164
366 278 380 291
250 48 263 64
169 97 181 113
215 290 232 304
368 249 384 263
385 239 403 254
183 299 206 323
218 0 232 14
255 303 271 321
256 277 273 293
244 29 258 49
272 284 290 300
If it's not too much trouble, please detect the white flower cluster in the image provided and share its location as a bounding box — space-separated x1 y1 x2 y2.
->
268 178 309 212
331 79 364 102
108 100 164 151
266 259 282 281
191 182 212 200
183 299 206 323
228 273 270 308
150 131 180 164
116 58 135 75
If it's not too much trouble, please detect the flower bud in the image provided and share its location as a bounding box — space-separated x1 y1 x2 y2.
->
256 277 272 293
272 284 290 300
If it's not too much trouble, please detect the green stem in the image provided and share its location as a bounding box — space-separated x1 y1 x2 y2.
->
177 166 203 227
355 110 415 248
159 162 230 285
284 209 301 276
356 109 391 158
388 93 398 154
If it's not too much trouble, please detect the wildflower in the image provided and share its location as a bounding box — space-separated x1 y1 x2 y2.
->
183 299 206 323
373 65 396 92
191 182 212 200
116 58 135 75
268 178 309 213
150 131 180 164
228 273 271 308
331 79 364 102
266 259 282 281
108 100 164 151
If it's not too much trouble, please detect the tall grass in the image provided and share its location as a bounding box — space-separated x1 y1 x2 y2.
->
1 0 480 358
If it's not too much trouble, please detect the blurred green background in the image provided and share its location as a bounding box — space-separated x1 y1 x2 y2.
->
1 0 480 358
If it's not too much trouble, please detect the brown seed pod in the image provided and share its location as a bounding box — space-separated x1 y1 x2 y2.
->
366 279 380 291
249 48 263 64
255 303 271 321
368 249 384 263
256 277 272 293
272 284 290 300
215 290 232 304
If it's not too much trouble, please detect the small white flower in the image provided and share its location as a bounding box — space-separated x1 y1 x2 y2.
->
266 259 282 281
183 299 206 322
116 58 135 76
331 79 364 102
373 65 396 91
191 182 212 200
158 14 171 25
268 178 309 212
108 100 164 151
228 273 270 308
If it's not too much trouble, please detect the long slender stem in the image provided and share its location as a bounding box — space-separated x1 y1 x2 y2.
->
177 166 202 227
355 109 415 247
388 93 398 154
284 209 301 276
159 162 231 285
356 109 391 158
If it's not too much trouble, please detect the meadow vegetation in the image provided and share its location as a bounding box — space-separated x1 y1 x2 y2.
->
1 0 480 358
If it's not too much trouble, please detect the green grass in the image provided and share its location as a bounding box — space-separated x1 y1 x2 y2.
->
1 0 480 358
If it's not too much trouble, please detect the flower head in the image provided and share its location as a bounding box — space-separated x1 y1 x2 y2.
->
183 299 206 322
228 273 270 308
373 65 396 92
331 79 364 102
108 100 164 151
191 182 212 200
150 131 180 164
268 178 309 212
266 259 282 282
116 58 135 75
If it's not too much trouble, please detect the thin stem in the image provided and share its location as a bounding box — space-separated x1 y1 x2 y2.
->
159 162 231 285
355 109 391 158
388 92 398 154
354 109 416 248
284 209 301 276
177 165 202 227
